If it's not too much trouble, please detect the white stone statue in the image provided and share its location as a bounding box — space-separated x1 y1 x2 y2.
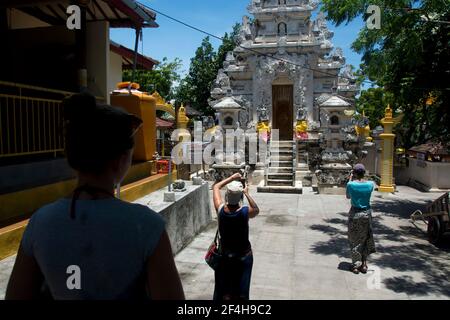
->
242 16 252 38
340 65 357 84
214 69 231 89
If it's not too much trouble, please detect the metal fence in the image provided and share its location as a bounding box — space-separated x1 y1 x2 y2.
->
0 93 65 158
0 81 102 159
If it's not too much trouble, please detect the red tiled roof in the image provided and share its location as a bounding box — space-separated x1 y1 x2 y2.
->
110 41 158 70
409 141 450 156
156 117 173 128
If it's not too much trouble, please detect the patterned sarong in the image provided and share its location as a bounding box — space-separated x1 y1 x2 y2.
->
347 207 376 267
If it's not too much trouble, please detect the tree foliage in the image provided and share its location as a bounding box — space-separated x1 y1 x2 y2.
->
175 37 218 115
176 23 241 116
322 0 450 147
356 87 394 129
122 57 182 100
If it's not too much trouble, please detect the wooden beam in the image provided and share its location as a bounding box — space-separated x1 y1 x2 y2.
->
84 3 96 20
109 0 143 24
46 4 65 21
57 3 69 19
92 0 108 20
109 19 137 28
105 1 121 20
20 6 65 25
0 1 64 8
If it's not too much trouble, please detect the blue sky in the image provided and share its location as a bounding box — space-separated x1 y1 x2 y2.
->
110 0 366 77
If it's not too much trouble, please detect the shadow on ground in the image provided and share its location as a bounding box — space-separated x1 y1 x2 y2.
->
370 197 434 219
309 196 450 298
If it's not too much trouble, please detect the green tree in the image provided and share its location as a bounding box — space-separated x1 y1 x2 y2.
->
356 88 394 128
322 0 450 147
175 37 217 115
176 24 241 116
216 23 241 70
122 57 182 100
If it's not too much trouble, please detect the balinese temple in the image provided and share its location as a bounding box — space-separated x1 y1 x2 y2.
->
210 0 360 193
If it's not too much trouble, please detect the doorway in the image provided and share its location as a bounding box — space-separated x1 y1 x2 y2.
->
272 84 294 140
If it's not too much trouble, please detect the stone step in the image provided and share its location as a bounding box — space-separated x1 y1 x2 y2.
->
296 169 312 177
269 167 293 173
270 146 293 152
257 181 303 194
268 173 294 180
271 141 295 148
270 149 293 157
270 161 293 167
270 155 293 161
271 140 295 143
267 179 294 186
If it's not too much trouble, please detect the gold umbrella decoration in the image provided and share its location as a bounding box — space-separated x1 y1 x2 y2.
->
354 110 372 142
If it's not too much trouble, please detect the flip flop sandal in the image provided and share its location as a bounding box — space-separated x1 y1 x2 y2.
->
351 266 360 274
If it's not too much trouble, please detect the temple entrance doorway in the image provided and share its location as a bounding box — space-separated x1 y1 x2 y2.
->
272 84 294 140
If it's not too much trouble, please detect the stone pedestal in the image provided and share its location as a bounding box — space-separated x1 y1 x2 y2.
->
192 176 203 185
134 182 211 254
164 192 176 202
316 162 352 194
210 163 246 182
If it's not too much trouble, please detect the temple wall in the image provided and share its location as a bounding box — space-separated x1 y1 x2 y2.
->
134 182 212 254
395 158 450 191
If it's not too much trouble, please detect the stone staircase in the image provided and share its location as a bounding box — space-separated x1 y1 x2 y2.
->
257 140 303 194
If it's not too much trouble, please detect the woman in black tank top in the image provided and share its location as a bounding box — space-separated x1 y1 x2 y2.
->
212 173 260 301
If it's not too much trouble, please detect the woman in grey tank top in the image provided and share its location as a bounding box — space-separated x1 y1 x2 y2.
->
6 93 185 300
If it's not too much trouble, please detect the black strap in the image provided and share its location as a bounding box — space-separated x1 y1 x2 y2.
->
213 229 219 246
69 185 115 219
214 205 224 249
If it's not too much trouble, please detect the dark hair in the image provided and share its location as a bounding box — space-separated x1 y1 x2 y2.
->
63 93 142 174
354 169 365 179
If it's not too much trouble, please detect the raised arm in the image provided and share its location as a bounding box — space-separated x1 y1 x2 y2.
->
213 173 242 212
243 186 259 218
346 173 353 199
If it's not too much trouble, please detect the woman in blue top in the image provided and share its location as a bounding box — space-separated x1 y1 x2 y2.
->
6 93 184 300
346 164 376 274
212 173 260 300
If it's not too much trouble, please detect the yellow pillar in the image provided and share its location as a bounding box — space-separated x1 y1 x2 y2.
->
378 105 395 193
355 111 373 142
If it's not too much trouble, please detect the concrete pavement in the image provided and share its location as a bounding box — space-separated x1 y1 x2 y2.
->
1 185 449 300
176 185 450 300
